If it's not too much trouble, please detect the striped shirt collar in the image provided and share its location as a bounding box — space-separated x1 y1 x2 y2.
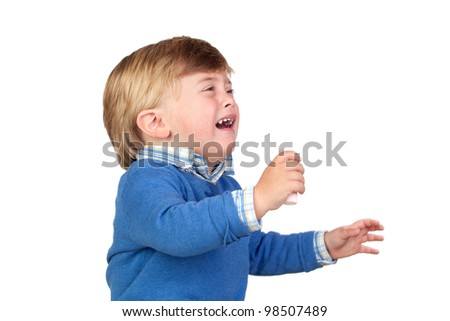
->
136 145 234 184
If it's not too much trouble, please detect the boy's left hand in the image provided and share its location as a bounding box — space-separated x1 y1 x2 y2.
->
324 219 384 260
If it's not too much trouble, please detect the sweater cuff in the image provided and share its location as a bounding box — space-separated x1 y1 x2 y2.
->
314 231 337 266
231 187 261 232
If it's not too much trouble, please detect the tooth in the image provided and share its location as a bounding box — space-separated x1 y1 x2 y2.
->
218 120 223 124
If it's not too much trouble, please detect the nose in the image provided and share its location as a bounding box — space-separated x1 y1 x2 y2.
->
224 101 234 108
221 92 236 109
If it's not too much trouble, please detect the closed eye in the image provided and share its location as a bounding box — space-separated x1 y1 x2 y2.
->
202 86 234 95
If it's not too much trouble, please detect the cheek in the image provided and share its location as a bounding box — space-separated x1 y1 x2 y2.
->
197 122 215 138
181 115 212 138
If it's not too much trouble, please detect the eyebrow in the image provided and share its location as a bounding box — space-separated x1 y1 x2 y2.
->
197 76 232 86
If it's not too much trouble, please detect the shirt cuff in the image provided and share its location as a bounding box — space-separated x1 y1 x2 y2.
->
314 231 337 266
231 187 261 232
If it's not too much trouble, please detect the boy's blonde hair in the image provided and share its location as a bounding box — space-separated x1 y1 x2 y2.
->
103 36 233 169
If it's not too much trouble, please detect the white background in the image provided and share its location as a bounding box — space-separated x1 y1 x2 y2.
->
1 0 449 319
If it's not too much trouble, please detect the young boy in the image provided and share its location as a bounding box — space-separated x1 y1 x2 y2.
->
103 36 384 301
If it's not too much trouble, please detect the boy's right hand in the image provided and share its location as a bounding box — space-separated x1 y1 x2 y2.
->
254 151 305 219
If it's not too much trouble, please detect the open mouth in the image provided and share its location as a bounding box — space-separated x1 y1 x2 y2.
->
215 117 235 129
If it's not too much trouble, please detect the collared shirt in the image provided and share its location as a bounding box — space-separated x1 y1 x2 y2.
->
137 145 334 265
138 145 234 184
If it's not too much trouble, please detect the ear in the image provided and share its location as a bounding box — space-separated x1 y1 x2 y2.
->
136 109 171 139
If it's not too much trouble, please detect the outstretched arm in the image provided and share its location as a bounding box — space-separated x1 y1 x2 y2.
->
324 219 384 260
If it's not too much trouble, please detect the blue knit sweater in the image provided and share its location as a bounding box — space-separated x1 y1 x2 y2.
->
106 160 322 300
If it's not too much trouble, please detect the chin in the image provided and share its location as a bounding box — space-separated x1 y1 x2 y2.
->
215 138 236 155
225 141 237 155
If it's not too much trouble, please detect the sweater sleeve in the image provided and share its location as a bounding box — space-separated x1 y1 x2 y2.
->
116 167 251 258
248 230 323 275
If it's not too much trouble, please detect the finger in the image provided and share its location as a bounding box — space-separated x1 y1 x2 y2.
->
272 152 289 165
359 245 380 255
362 234 384 242
286 159 299 168
278 150 300 161
297 181 306 194
289 152 301 163
287 180 305 195
285 163 305 177
271 155 293 167
279 151 301 166
287 171 304 183
354 219 384 231
288 179 305 195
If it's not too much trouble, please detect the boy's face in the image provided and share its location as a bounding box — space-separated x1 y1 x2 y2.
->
163 71 239 164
